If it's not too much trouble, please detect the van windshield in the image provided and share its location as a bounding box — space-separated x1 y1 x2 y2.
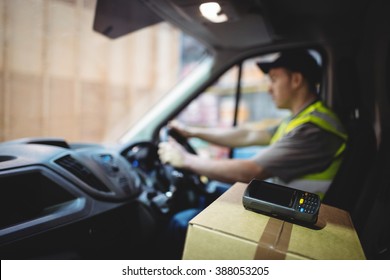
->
0 0 208 144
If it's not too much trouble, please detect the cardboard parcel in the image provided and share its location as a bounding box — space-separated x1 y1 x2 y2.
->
182 182 366 260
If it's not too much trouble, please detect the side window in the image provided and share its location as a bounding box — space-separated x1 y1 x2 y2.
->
176 65 241 159
175 54 291 159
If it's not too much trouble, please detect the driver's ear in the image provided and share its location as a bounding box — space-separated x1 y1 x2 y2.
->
291 72 304 89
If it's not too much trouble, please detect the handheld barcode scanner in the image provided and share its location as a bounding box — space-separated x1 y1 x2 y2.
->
243 179 321 224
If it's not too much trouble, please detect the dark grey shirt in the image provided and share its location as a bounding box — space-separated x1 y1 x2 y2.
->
253 122 344 182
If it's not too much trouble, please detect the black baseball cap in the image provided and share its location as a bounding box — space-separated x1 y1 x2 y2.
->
257 50 321 85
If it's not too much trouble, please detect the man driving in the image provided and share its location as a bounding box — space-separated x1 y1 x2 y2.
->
159 49 348 198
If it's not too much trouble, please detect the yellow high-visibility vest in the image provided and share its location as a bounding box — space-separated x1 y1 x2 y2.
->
270 100 348 199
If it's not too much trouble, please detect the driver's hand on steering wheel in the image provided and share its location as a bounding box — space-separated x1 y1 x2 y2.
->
158 138 189 168
168 120 192 138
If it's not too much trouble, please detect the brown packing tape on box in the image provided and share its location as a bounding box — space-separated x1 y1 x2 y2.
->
255 217 293 259
182 182 366 260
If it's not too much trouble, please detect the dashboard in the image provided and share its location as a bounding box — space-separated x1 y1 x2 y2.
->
0 138 173 259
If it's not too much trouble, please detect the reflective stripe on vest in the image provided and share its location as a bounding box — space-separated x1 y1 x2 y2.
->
270 100 348 198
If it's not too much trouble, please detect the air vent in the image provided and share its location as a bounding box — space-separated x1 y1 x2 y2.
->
55 155 111 193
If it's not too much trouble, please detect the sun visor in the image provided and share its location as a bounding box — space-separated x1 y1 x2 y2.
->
93 0 163 39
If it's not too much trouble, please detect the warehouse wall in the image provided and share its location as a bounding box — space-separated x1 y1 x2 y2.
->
0 0 180 143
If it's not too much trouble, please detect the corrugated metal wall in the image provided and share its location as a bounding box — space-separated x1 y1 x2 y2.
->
0 0 180 143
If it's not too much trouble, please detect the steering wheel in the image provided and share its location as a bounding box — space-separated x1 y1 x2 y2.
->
159 126 212 194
